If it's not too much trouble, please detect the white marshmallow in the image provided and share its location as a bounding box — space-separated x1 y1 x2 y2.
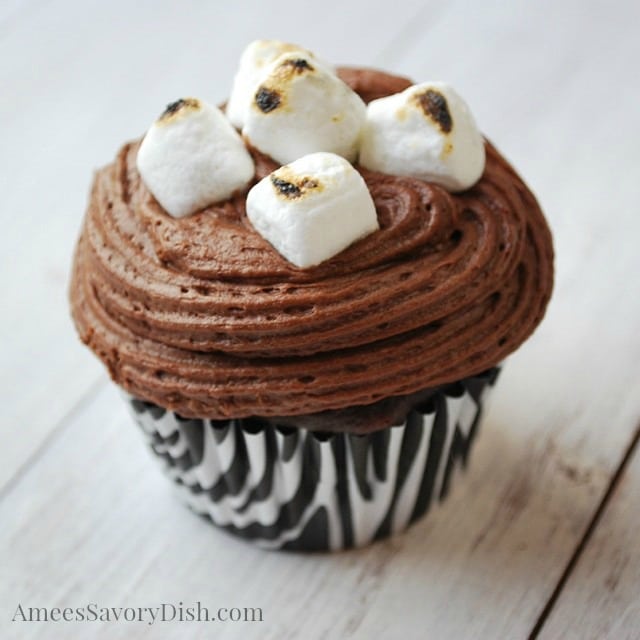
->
136 98 255 218
226 39 320 129
246 152 379 268
359 82 485 192
242 52 366 164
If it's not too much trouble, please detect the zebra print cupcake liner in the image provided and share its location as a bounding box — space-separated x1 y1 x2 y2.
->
126 367 500 551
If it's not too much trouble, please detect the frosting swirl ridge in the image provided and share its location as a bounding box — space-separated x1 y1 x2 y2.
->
70 68 554 423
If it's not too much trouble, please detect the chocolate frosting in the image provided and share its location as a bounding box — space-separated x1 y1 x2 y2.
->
69 67 554 429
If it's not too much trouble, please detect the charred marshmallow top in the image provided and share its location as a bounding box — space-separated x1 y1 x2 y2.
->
359 82 486 192
136 98 254 218
226 39 321 129
242 52 366 165
246 152 379 268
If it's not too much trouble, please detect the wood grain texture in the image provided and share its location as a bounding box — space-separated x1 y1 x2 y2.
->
1 0 640 638
539 431 640 640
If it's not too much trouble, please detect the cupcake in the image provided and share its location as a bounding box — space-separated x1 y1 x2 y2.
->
69 39 554 551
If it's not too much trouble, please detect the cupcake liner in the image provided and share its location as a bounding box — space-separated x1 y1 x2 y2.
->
126 367 499 551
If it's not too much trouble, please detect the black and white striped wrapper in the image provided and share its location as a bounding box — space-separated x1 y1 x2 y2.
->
126 368 499 552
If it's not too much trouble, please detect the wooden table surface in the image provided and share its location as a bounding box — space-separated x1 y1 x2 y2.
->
1 0 639 638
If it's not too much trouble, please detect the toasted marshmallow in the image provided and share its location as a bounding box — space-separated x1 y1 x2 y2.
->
225 40 333 129
136 98 255 218
246 152 378 268
242 53 366 164
359 82 485 192
226 39 320 129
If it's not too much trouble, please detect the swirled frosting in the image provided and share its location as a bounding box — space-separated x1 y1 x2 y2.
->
70 68 554 430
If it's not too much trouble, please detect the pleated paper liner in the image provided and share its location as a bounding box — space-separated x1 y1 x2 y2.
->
127 367 500 551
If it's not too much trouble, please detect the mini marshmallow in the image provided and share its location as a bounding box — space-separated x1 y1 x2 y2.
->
246 152 379 268
242 53 366 164
359 82 485 192
136 98 255 218
226 39 319 129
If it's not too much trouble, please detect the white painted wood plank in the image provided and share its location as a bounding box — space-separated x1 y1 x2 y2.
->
349 0 640 635
2 0 640 638
0 0 429 491
539 437 640 640
0 367 637 639
0 0 40 32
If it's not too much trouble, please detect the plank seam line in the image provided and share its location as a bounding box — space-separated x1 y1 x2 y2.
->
528 421 640 639
0 376 107 501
